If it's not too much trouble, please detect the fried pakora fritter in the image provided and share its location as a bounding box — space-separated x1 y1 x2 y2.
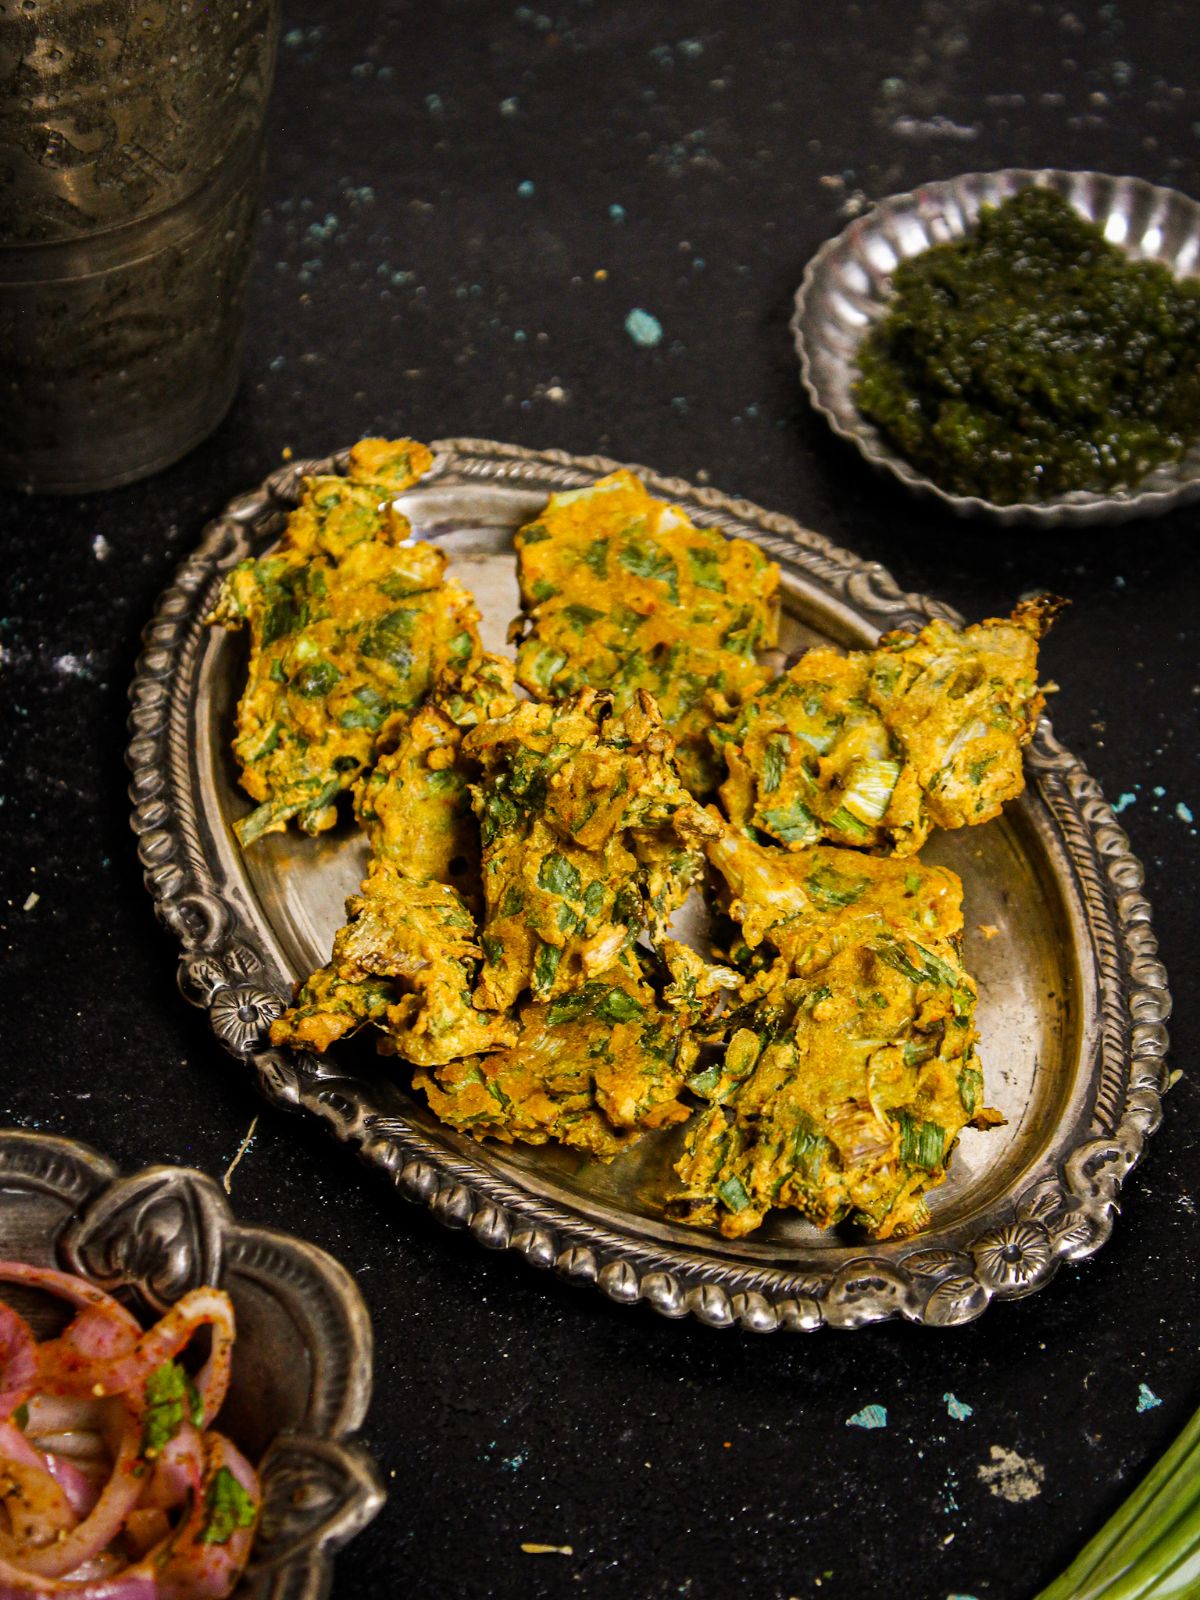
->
270 657 519 1063
510 471 781 795
705 823 965 996
208 438 483 843
413 960 697 1161
462 688 707 1012
672 832 1001 1239
713 597 1062 856
355 653 518 909
270 859 516 1064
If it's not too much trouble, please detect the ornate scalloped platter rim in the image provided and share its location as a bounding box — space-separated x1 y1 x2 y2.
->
0 1128 385 1600
792 168 1200 528
128 438 1172 1332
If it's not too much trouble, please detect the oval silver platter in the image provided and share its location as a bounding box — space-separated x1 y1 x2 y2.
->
129 438 1171 1332
793 167 1200 528
0 1127 384 1598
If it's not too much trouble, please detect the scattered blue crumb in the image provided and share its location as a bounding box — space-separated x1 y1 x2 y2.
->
693 256 705 270
671 396 689 414
514 329 527 342
500 97 519 116
426 93 444 114
947 1594 982 1599
1177 801 1194 824
1153 785 1166 798
625 308 663 347
1114 575 1126 588
284 28 305 47
517 180 536 198
268 355 285 372
944 1393 974 1422
501 1451 528 1472
609 203 626 221
679 38 704 58
1112 792 1137 814
846 1405 887 1430
1137 1383 1162 1413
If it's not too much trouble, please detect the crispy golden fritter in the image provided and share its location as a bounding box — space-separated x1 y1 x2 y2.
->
354 654 518 911
208 438 483 843
705 823 965 997
713 597 1062 856
511 471 781 795
672 831 1000 1239
271 658 518 1062
462 689 706 1012
270 859 517 1065
413 961 696 1160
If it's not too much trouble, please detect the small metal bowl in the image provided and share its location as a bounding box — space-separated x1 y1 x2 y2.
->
792 168 1200 528
0 1128 384 1600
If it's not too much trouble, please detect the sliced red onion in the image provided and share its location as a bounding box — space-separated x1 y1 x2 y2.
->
10 1402 143 1578
0 1305 36 1422
0 1556 159 1598
36 1290 234 1426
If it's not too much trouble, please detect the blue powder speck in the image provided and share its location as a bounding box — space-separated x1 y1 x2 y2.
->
284 28 305 47
1137 1383 1162 1412
1114 575 1126 588
625 308 663 347
517 180 535 198
679 38 703 58
1153 785 1166 798
1112 792 1137 814
846 1404 887 1430
1177 801 1194 824
514 329 527 342
671 396 689 414
426 93 444 113
944 1392 974 1422
268 356 285 372
609 203 626 221
500 97 519 116
693 257 706 270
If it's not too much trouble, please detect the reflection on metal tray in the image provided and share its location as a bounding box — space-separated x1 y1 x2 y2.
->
128 438 1171 1331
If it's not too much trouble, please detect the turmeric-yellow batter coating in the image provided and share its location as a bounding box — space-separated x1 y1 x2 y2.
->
208 438 483 843
355 653 518 911
413 960 697 1160
672 830 1001 1239
270 657 519 1063
511 471 781 795
713 597 1062 856
462 688 707 1012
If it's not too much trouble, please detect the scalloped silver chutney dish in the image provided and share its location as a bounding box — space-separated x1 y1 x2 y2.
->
0 1129 383 1598
128 439 1172 1332
793 168 1200 528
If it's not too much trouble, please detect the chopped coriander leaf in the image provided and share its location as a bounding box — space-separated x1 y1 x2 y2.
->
198 1466 258 1545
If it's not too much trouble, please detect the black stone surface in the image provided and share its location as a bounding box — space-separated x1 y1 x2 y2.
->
2 4 1198 1598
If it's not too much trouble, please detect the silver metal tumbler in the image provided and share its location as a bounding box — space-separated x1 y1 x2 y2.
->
0 0 281 493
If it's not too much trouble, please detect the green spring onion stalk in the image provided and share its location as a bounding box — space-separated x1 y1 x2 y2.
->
1035 1404 1200 1599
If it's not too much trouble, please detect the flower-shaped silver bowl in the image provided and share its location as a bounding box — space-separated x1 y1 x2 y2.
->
792 168 1200 528
0 1128 384 1599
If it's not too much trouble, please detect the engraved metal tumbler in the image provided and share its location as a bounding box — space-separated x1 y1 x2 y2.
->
0 0 281 493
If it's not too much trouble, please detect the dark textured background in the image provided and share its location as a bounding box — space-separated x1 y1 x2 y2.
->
2 3 1199 1597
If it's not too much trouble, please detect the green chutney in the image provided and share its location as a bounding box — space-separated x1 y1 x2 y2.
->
854 187 1200 504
